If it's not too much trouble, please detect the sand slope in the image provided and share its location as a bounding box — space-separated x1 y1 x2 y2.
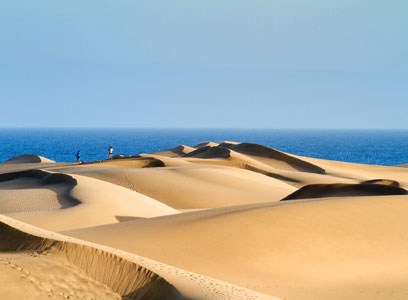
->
0 170 178 231
4 154 55 164
181 143 349 188
50 165 296 209
0 215 278 300
3 141 408 300
220 142 325 174
65 195 408 300
0 170 79 214
151 145 196 157
293 154 408 188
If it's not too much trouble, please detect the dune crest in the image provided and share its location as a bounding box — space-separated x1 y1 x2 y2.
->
0 215 278 300
361 179 400 187
0 170 79 213
220 142 325 174
194 141 220 148
0 217 184 300
4 154 55 164
97 156 166 168
282 183 408 200
151 145 196 157
183 142 326 179
184 146 231 159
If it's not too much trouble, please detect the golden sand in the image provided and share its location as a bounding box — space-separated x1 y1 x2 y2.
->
1 143 408 299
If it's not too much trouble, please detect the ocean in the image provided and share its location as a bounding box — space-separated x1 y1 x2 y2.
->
1 129 408 166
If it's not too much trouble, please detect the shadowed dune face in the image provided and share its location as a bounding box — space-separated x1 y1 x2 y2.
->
151 145 196 157
183 146 231 159
94 157 165 168
4 154 55 164
181 142 326 179
193 142 219 148
0 221 184 300
220 142 325 174
0 169 77 185
0 169 179 231
0 170 80 213
179 142 327 189
282 183 408 200
243 164 302 184
362 179 400 187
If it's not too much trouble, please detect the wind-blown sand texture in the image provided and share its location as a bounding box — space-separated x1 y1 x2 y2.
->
2 141 408 299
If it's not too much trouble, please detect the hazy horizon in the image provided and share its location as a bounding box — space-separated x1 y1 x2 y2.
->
1 127 408 131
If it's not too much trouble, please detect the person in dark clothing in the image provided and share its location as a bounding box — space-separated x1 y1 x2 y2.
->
76 150 81 163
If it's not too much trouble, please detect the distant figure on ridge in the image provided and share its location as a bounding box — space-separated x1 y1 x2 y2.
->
108 146 113 160
76 149 81 163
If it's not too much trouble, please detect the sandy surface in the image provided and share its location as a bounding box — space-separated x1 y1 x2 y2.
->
1 144 408 299
4 154 56 164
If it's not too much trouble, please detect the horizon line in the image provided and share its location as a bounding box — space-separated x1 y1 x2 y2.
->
0 127 408 131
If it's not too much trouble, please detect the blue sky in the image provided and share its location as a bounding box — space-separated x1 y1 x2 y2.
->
0 1 407 128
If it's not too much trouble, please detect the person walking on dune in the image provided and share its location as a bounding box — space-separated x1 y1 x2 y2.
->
76 149 81 163
108 146 113 160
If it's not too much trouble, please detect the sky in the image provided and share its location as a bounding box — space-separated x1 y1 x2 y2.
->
0 0 407 128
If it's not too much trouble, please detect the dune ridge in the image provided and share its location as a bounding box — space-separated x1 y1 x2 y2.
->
152 145 196 157
184 146 231 159
0 169 77 186
92 156 166 168
0 173 79 214
0 217 184 300
1 169 179 231
193 142 220 148
180 142 329 187
219 142 325 174
0 215 278 300
4 154 55 164
50 165 296 209
282 183 408 200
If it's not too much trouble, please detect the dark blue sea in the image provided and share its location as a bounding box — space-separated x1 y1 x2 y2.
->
1 129 408 166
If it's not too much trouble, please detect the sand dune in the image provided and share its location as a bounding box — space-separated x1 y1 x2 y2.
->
182 145 342 188
3 141 408 300
0 170 79 213
94 156 166 168
292 154 408 188
65 195 408 300
184 145 231 159
4 154 55 164
219 142 325 174
193 141 220 148
362 179 400 186
184 142 325 175
151 145 196 157
1 169 178 231
0 215 277 300
0 220 181 300
282 183 408 200
51 164 296 209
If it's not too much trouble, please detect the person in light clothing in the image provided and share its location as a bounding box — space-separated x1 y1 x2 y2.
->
108 146 113 160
